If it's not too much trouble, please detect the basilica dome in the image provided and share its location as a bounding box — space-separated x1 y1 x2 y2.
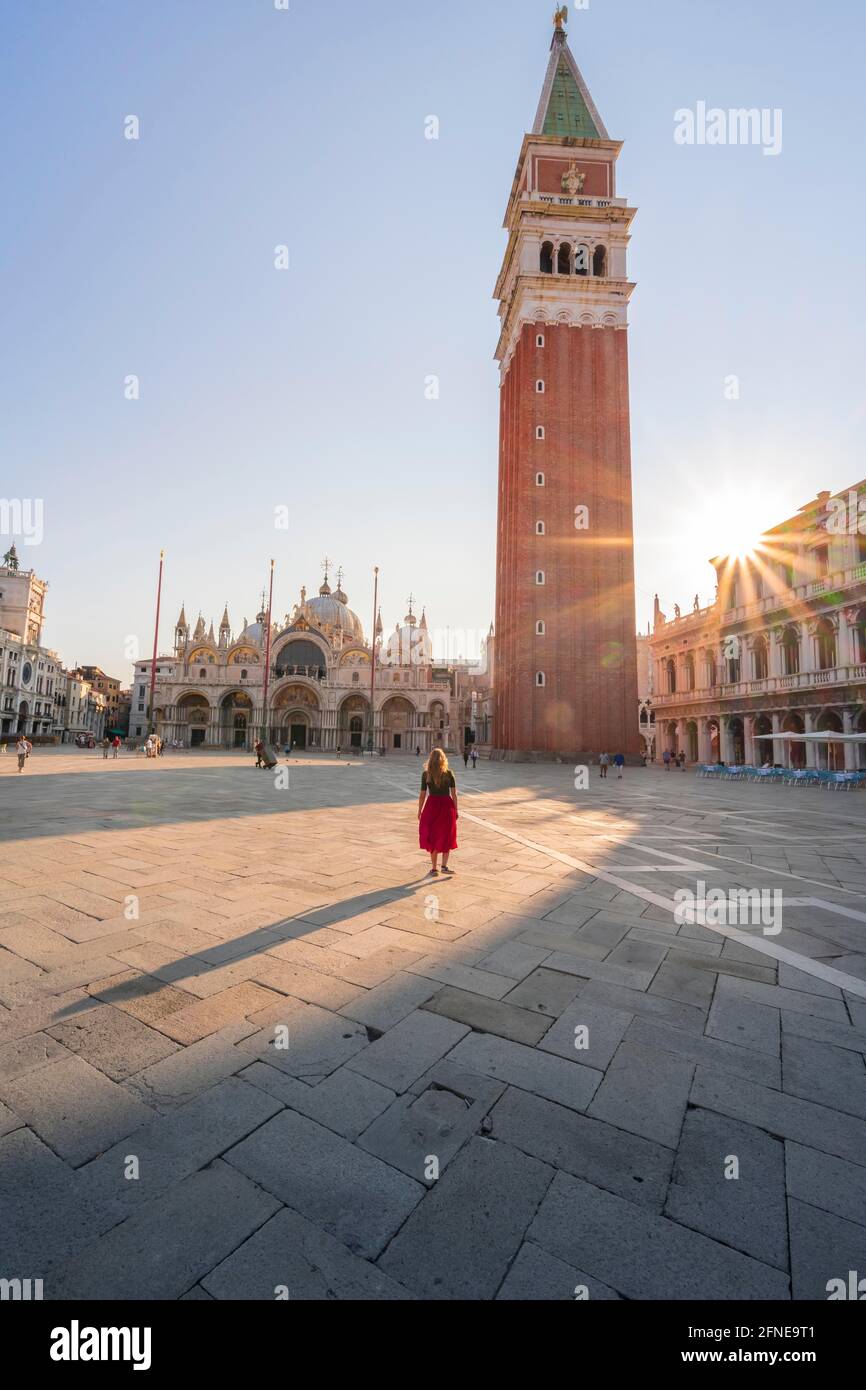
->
381 608 432 667
300 580 365 644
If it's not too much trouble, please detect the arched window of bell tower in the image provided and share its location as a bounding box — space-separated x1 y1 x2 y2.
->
593 245 607 277
557 243 572 275
540 242 554 274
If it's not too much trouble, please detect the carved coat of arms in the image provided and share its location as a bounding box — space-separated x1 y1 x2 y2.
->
561 162 586 196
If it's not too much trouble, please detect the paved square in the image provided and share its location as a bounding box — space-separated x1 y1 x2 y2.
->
2 748 865 1299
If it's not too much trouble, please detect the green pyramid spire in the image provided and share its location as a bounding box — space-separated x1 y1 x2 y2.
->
542 53 602 138
533 28 609 141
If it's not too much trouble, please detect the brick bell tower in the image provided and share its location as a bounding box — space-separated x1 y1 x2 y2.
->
493 13 641 760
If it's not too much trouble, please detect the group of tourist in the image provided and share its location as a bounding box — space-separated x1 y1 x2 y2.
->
598 751 626 779
662 749 688 771
100 736 123 759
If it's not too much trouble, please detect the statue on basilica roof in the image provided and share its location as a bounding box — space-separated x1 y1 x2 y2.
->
2 543 19 571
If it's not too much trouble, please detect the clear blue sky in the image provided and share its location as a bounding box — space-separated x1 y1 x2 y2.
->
3 0 864 674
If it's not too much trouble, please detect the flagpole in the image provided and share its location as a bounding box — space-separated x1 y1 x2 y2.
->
148 550 164 737
368 566 379 755
261 559 275 743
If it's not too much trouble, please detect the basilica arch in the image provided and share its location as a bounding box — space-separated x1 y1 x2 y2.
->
274 636 328 680
174 691 213 747
271 681 322 751
220 689 255 750
338 692 370 751
380 695 418 753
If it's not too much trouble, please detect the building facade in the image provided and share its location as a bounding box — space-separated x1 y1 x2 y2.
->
74 666 123 731
492 16 640 759
0 549 64 740
636 631 655 761
131 570 470 754
650 484 866 769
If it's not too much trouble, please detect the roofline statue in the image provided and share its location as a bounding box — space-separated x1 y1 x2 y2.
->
554 5 568 31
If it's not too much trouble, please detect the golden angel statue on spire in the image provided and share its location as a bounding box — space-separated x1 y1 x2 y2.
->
554 5 568 30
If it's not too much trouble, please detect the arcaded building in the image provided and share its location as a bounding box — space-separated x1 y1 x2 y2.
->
492 15 640 759
650 484 866 769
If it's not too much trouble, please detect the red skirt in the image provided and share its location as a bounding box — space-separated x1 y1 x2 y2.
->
419 795 458 852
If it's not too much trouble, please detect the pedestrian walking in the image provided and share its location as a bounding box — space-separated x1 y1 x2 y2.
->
101 737 110 759
663 749 671 771
599 751 610 779
470 748 478 770
614 752 625 779
462 747 470 768
112 735 121 758
16 736 31 772
418 747 459 877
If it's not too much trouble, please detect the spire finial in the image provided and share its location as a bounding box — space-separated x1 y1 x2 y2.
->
553 5 568 33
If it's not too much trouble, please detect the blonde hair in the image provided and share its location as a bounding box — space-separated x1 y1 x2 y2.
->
425 747 450 788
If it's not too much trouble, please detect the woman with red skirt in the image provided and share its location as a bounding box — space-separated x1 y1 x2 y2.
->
418 747 458 875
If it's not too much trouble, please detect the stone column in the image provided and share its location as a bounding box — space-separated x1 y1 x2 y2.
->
838 610 856 669
803 709 819 768
697 717 712 763
772 711 789 767
842 708 857 770
800 622 816 675
719 714 734 764
677 718 689 761
744 715 756 766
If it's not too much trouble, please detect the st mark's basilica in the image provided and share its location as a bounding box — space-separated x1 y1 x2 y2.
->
130 565 490 754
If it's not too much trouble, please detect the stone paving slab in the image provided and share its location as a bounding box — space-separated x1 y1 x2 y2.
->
224 1109 423 1260
706 983 780 1056
240 1060 396 1140
781 1031 866 1120
237 1001 370 1082
358 1071 503 1183
788 1198 866 1301
346 1010 469 1093
202 1207 414 1300
625 1016 781 1089
537 996 632 1070
663 1108 788 1269
0 1127 116 1276
587 1041 694 1148
495 1240 622 1300
785 1142 866 1228
528 1171 790 1300
0 1052 154 1166
447 1032 602 1112
421 983 550 1044
690 1067 866 1167
488 1085 673 1209
47 1004 179 1080
78 1076 282 1220
48 1160 281 1300
377 1136 554 1300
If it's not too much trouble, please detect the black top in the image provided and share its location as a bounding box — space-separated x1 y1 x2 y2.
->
421 770 455 797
